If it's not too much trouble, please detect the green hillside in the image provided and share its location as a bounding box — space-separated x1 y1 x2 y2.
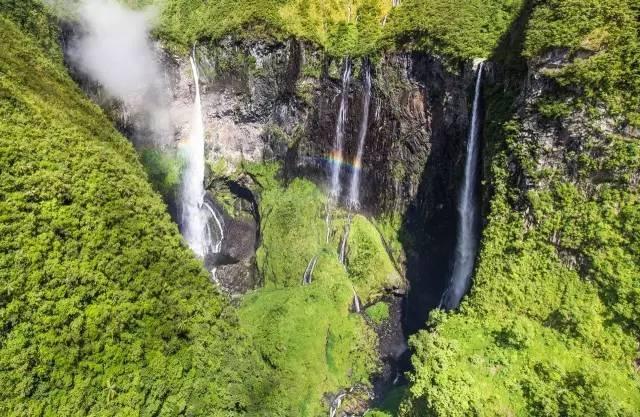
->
0 9 262 416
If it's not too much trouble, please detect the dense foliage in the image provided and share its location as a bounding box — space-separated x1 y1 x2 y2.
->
386 0 524 60
155 0 392 56
0 11 264 416
119 0 524 59
346 215 402 303
525 0 640 127
239 254 377 416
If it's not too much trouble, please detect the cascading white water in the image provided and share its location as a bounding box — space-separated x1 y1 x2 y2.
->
179 50 224 271
180 54 208 257
203 200 225 279
441 62 484 310
352 286 362 313
347 61 372 209
302 255 319 285
329 59 352 200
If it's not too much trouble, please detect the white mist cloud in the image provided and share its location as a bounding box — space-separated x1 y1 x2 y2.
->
67 0 171 143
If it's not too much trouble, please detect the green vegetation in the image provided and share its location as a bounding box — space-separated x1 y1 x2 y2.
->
0 10 264 415
401 158 640 415
365 302 390 325
257 177 326 287
239 251 377 416
237 163 412 415
155 0 392 56
6 1 640 416
347 215 403 303
0 0 62 60
120 0 524 61
372 213 407 268
386 0 524 60
525 0 640 127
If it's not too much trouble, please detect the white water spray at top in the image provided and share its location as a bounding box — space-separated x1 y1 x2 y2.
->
329 59 352 200
441 62 484 310
347 61 372 209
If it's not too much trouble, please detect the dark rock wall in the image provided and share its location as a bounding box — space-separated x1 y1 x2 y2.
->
195 39 475 217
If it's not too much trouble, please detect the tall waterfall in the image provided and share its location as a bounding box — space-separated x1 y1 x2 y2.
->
179 51 224 269
347 61 372 209
441 62 484 310
329 59 352 200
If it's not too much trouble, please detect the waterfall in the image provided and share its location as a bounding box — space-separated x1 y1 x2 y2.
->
325 201 332 244
329 59 352 200
179 54 208 257
440 62 484 310
352 286 362 313
302 255 319 285
179 50 224 272
347 61 372 210
339 212 354 265
203 200 225 279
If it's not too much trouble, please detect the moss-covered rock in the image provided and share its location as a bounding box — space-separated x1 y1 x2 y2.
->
346 215 403 303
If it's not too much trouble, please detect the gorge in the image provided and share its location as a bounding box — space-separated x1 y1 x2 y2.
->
1 1 639 417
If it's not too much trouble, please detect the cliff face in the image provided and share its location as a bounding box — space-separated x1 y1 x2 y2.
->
182 38 475 218
69 35 479 300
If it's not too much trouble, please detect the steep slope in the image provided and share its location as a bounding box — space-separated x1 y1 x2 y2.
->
0 10 263 416
400 1 640 415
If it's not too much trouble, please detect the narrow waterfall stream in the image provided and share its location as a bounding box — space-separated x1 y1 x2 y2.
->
203 200 225 279
302 255 319 285
351 286 362 313
329 59 352 200
179 50 224 276
440 62 484 310
347 60 372 210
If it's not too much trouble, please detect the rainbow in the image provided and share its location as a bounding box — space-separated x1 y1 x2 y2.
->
323 152 364 172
